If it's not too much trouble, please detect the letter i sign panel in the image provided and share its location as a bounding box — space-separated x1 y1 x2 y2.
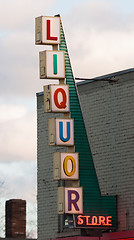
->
46 50 65 79
40 50 65 79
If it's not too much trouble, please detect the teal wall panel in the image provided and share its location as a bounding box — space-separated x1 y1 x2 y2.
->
59 19 117 229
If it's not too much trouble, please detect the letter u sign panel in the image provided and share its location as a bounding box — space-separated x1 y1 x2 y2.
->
65 187 83 214
56 119 74 146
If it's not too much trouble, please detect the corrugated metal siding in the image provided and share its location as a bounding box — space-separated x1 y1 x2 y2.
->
59 19 117 228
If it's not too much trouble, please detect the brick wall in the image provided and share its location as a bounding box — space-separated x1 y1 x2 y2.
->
37 93 80 240
37 69 134 239
77 70 134 231
6 199 26 238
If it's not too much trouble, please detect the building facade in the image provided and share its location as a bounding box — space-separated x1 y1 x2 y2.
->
77 68 134 232
36 14 134 240
37 68 134 240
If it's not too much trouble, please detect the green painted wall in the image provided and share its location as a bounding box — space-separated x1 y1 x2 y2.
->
59 19 117 229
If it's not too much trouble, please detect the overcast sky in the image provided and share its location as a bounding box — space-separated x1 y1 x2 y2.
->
0 0 134 237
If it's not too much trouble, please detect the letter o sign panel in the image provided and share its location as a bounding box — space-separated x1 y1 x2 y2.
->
61 153 79 180
65 187 83 214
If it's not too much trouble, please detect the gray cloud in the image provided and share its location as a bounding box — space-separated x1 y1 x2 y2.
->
63 0 134 78
0 105 36 162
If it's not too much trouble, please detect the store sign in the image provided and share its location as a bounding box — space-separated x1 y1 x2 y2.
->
75 215 112 228
39 50 65 79
44 85 70 112
65 187 83 214
36 15 116 231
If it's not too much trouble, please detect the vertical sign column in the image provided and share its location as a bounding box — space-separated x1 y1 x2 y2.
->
35 15 83 219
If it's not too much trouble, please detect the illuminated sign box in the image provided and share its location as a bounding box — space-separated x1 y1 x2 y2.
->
39 50 65 79
48 118 74 146
44 85 70 112
75 215 112 229
35 16 60 45
53 152 79 180
58 187 83 215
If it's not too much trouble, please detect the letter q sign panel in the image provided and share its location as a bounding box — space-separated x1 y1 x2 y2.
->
44 85 70 112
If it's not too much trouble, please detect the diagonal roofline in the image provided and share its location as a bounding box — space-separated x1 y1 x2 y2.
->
76 68 134 86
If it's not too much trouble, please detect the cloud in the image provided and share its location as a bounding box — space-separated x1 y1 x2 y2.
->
0 0 56 99
0 0 134 98
0 0 54 30
63 0 134 78
0 104 28 122
0 104 36 162
0 161 37 237
0 161 37 201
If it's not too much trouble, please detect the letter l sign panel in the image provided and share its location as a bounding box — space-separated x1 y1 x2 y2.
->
42 16 60 44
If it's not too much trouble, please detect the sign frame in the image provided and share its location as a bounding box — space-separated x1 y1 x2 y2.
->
35 16 60 45
53 152 79 180
44 84 70 113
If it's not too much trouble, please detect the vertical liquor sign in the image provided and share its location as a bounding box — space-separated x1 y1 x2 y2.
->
35 15 116 231
35 15 83 218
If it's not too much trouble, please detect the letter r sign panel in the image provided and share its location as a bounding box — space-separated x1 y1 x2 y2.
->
65 187 83 214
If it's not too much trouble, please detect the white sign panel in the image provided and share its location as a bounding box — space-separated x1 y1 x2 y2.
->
65 187 83 214
46 50 65 79
56 119 74 146
61 153 79 180
51 85 70 112
42 16 60 45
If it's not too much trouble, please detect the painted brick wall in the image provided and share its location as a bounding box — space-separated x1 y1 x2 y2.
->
37 93 80 240
77 71 134 231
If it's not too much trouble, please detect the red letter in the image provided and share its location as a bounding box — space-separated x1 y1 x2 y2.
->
77 215 84 225
54 88 67 109
85 216 91 225
91 216 98 225
106 216 112 226
99 216 106 225
47 20 57 41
